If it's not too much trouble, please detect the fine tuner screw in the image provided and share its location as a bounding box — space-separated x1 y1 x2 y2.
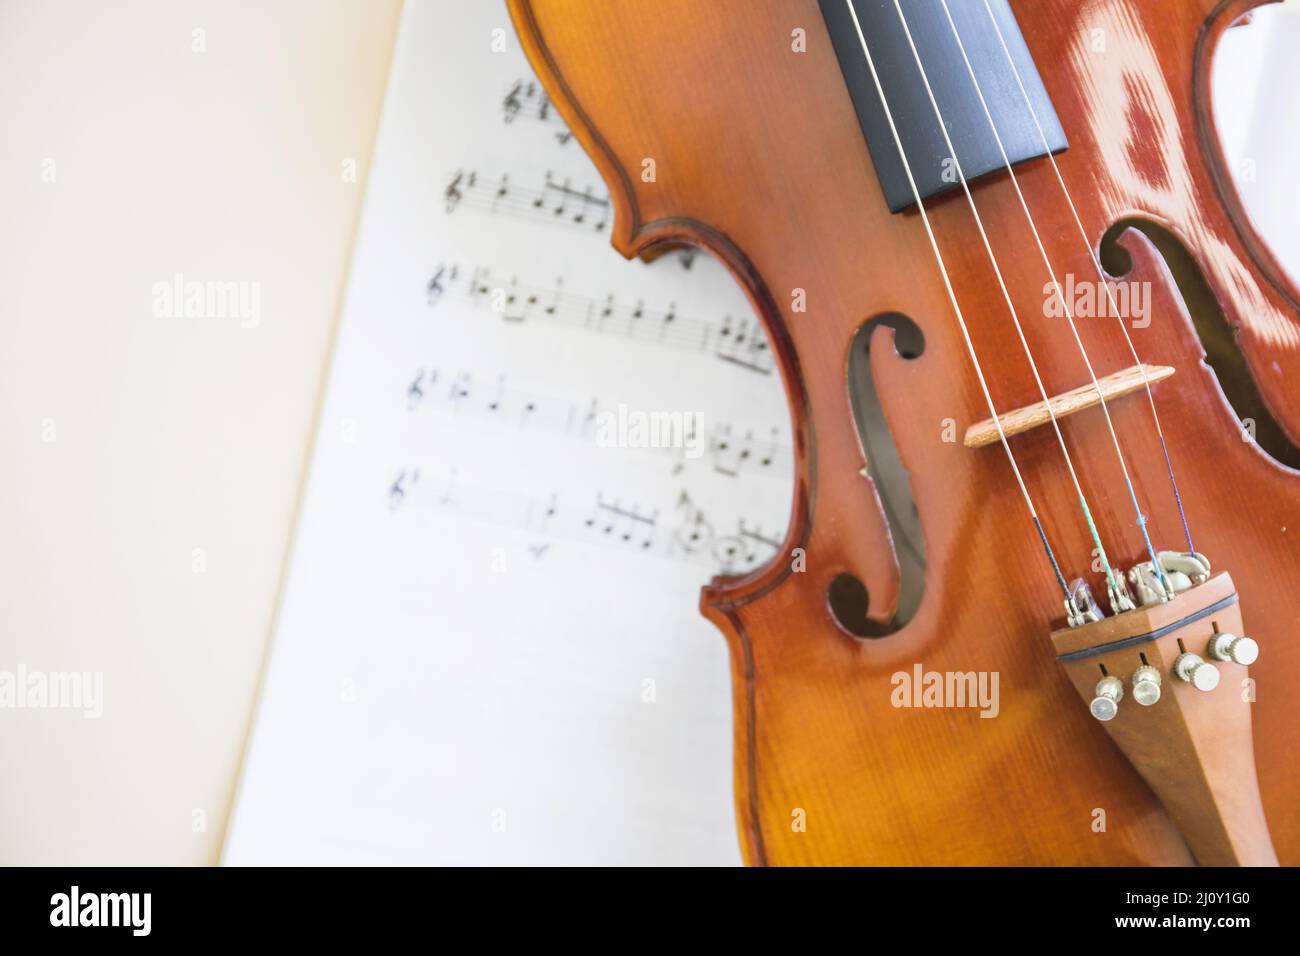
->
1209 632 1259 666
1131 665 1162 706
1090 675 1124 721
1174 652 1220 692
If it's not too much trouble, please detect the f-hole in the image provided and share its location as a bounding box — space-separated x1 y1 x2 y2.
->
1102 218 1300 470
828 313 926 639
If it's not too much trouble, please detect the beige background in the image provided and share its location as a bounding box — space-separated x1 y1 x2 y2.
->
0 0 402 864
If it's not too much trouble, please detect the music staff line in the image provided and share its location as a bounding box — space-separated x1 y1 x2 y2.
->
404 365 791 480
441 164 699 268
425 263 776 376
444 168 611 234
386 467 783 576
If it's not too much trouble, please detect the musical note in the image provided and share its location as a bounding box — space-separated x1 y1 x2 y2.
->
573 396 599 439
425 263 777 376
426 264 458 306
714 315 772 374
709 424 784 478
485 375 505 413
535 493 558 534
392 469 773 574
502 80 525 123
501 79 574 146
448 370 472 411
407 369 429 410
669 491 782 572
444 170 473 213
492 174 511 214
585 494 659 550
388 468 419 511
671 490 714 556
443 168 610 233
402 365 791 480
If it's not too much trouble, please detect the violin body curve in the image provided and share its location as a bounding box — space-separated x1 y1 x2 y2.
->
508 0 1300 865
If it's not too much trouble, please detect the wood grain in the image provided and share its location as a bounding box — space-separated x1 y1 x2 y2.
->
508 0 1300 865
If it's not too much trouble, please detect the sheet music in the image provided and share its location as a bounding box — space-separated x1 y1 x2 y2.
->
223 0 790 865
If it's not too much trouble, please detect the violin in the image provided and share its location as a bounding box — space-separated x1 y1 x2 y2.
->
507 0 1300 865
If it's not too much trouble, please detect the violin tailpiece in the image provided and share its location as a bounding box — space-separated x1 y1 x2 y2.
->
1050 573 1277 866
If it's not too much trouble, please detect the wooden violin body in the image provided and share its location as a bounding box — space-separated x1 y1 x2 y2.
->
509 0 1300 865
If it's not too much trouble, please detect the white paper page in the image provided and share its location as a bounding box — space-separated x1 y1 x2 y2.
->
223 0 791 865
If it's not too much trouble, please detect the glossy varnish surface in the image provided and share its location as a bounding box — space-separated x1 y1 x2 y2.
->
509 0 1300 864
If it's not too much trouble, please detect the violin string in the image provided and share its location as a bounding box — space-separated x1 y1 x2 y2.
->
842 0 1073 601
977 0 1196 557
882 0 1128 600
931 0 1170 593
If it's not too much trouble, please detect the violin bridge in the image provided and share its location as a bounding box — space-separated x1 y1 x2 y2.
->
964 363 1174 448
